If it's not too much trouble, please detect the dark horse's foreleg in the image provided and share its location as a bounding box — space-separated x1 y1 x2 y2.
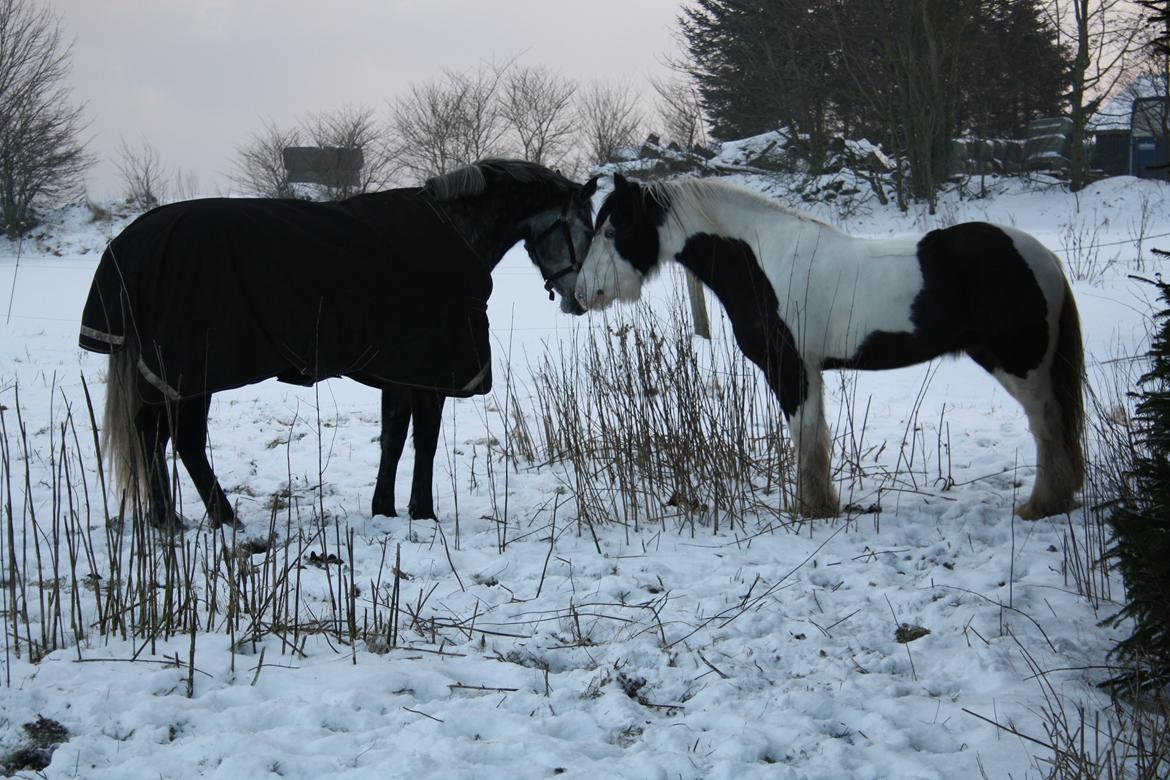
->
372 386 412 516
371 387 446 519
407 390 446 520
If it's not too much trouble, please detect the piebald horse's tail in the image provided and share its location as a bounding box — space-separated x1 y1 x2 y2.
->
1052 279 1085 493
104 342 148 512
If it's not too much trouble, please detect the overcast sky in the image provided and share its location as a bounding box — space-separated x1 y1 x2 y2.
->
53 0 683 199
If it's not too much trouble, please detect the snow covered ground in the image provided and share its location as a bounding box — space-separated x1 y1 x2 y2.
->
0 174 1167 779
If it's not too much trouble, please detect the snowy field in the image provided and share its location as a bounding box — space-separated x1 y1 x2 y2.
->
1 173 1167 779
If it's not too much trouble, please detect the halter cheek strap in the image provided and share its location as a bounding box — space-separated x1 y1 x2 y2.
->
530 200 583 300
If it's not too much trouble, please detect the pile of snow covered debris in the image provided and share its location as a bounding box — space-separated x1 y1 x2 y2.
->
605 129 898 217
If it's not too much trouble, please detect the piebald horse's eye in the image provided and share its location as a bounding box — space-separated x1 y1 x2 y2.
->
603 225 616 240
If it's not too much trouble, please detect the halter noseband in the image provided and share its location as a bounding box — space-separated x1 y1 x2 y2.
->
529 199 583 301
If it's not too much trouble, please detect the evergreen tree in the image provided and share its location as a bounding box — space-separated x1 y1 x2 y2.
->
677 0 1070 195
1108 279 1170 688
962 0 1070 139
678 1 838 144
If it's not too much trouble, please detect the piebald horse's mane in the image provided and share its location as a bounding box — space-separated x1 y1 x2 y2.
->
636 176 840 236
425 159 578 202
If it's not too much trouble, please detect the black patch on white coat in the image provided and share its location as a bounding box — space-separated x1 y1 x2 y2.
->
595 174 669 275
821 222 1049 378
675 233 809 416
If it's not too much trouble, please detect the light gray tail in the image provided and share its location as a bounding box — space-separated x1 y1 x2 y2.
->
104 344 147 511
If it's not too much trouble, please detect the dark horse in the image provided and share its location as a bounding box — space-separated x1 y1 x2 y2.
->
577 174 1083 519
80 160 598 529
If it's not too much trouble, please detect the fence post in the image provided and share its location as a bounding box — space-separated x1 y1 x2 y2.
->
685 271 711 340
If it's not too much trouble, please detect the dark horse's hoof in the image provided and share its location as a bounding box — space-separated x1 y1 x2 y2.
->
148 513 244 533
149 514 189 534
211 516 245 532
408 503 436 521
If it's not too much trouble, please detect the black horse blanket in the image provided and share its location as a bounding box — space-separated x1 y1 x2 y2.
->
79 191 493 403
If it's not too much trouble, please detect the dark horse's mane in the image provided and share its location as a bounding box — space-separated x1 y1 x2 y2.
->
424 159 577 202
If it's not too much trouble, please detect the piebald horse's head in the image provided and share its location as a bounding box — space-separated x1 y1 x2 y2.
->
575 173 669 311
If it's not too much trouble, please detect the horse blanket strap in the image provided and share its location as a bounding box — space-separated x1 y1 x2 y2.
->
79 190 494 402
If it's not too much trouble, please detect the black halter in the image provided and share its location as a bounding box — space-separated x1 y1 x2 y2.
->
528 198 583 300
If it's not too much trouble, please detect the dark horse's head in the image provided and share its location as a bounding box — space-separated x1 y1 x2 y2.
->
425 160 598 315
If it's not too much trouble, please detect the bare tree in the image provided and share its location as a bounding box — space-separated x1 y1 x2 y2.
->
231 119 301 198
650 75 707 149
392 79 463 180
1046 0 1146 190
452 64 510 163
1139 0 1170 57
0 0 91 235
301 104 400 199
391 64 510 181
827 0 975 211
115 137 167 211
1136 0 1170 173
578 80 643 166
172 168 199 202
500 65 577 166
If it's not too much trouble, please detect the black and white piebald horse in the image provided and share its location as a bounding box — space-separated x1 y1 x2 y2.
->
81 159 597 530
575 174 1083 519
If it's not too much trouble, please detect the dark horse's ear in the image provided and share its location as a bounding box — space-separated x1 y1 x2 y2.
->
613 172 629 192
582 175 599 200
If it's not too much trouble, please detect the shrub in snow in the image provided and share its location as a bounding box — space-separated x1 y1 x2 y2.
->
1107 277 1170 688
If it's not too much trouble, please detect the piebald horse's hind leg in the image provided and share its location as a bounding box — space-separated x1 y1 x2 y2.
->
991 367 1080 518
372 386 412 517
790 371 839 518
171 396 239 529
407 390 446 520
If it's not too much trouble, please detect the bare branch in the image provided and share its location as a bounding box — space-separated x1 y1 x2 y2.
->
577 79 643 166
0 0 92 234
650 75 707 149
1047 0 1148 189
500 65 578 167
231 118 302 199
114 137 167 211
300 104 400 199
390 63 511 182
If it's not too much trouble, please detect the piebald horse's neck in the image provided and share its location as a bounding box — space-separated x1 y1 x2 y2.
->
659 181 839 275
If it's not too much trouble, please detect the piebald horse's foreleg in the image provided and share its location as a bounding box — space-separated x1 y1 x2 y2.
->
759 339 839 518
789 370 839 518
